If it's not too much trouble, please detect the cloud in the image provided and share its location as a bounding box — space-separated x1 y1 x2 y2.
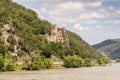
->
39 7 47 13
78 12 105 20
116 10 120 14
74 23 88 31
50 1 102 16
31 8 46 19
114 20 120 24
39 0 119 4
107 20 120 24
13 0 39 2
32 1 119 26
109 6 114 10
31 8 39 13
39 1 105 25
112 20 120 24
96 25 101 29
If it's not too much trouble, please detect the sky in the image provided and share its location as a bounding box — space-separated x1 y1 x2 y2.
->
12 0 120 45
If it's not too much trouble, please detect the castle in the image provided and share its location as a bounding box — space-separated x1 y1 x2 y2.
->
45 24 69 47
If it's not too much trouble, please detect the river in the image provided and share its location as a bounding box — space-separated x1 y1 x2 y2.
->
0 63 120 80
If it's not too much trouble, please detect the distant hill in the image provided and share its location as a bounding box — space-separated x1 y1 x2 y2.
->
93 39 120 59
0 0 106 71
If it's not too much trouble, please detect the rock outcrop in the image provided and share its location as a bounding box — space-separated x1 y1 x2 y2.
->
1 24 30 64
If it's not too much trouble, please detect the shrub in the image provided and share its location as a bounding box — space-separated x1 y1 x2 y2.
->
0 44 6 56
7 35 16 45
98 57 110 65
64 55 83 68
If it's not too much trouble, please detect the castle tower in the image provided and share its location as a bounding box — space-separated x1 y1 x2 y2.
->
51 24 57 35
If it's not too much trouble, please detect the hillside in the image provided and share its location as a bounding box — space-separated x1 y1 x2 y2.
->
93 39 120 59
0 0 107 71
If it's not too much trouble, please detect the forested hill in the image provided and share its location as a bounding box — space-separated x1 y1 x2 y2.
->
93 39 120 59
0 0 109 71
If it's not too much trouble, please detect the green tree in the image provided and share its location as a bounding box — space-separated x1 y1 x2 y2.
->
98 57 110 65
64 55 83 68
7 35 16 45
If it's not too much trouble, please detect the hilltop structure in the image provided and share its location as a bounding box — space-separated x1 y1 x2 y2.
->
45 24 69 47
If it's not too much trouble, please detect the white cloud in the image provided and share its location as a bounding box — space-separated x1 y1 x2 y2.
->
39 7 47 13
99 8 105 12
13 0 39 2
31 8 39 13
107 20 120 24
116 10 120 14
31 8 46 20
85 2 102 8
78 12 105 20
51 1 102 16
113 20 120 24
109 6 114 10
39 0 119 4
41 1 105 25
96 25 101 29
74 23 88 31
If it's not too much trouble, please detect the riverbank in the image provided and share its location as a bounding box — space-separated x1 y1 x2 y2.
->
0 63 120 80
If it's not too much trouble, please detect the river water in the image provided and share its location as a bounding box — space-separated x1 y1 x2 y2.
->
0 63 120 80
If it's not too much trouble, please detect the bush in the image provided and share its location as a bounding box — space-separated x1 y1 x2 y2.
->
7 35 16 45
64 55 83 68
84 58 92 67
43 58 53 69
5 63 15 71
98 57 110 65
8 45 14 52
0 54 4 71
0 44 6 55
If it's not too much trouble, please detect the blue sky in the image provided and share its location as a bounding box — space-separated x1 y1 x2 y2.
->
13 0 120 45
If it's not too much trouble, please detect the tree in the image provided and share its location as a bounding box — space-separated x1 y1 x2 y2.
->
98 57 110 65
64 55 83 68
0 45 6 56
7 35 16 45
0 54 4 71
43 58 53 69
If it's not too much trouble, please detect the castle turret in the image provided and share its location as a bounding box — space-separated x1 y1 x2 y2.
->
51 24 57 35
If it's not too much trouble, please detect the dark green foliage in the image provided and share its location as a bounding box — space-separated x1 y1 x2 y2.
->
7 35 16 45
0 44 6 56
5 63 15 71
64 55 83 68
0 54 4 71
43 58 53 69
116 59 120 62
8 45 15 52
0 53 15 71
97 57 110 65
84 58 92 67
26 56 53 70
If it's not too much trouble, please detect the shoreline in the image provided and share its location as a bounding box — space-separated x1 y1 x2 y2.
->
0 63 117 73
